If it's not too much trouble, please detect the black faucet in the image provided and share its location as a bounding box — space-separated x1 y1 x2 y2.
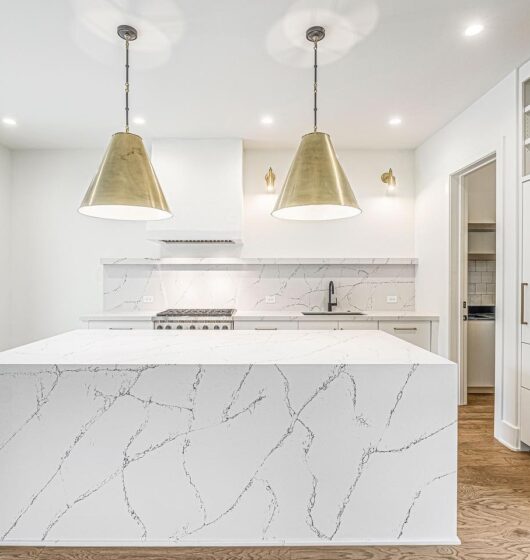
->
328 280 337 312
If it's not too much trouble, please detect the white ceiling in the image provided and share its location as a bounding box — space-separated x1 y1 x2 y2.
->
1 0 530 150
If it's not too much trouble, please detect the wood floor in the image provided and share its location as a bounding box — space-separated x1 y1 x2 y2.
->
2 394 530 560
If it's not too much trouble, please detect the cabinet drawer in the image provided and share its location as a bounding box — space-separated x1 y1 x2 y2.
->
379 321 431 351
87 320 153 330
234 320 298 330
522 387 530 446
298 320 339 330
338 321 379 330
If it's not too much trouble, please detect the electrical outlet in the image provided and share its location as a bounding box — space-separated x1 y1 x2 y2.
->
386 295 398 304
265 295 276 304
142 295 154 304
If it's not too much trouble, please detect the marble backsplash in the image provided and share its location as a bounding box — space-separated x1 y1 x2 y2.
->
103 263 415 313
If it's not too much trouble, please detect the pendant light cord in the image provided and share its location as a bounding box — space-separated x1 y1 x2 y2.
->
313 40 318 132
125 38 130 133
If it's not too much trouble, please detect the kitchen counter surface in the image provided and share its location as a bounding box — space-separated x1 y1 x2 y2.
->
0 328 450 366
80 310 439 322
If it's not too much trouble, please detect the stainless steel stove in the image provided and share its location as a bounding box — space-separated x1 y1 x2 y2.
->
152 309 235 330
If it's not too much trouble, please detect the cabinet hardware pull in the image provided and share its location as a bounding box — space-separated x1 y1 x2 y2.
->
522 283 528 325
254 327 277 330
393 327 418 332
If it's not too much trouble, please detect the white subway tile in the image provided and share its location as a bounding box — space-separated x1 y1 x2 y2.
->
476 283 487 294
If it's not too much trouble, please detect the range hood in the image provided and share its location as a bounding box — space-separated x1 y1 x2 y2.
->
146 139 243 243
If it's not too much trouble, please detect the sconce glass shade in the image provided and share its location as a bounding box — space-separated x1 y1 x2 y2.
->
272 132 361 221
79 132 171 220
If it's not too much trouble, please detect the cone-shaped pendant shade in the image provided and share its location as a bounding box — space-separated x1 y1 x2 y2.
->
272 132 361 220
79 132 171 221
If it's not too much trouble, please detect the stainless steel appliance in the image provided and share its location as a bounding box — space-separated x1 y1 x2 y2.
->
152 309 235 330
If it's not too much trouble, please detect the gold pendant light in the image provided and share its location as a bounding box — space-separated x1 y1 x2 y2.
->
272 26 361 221
79 25 171 221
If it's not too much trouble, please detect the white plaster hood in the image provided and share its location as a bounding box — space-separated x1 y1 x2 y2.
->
146 138 243 243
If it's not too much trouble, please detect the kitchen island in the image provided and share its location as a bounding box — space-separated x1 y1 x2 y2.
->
0 329 458 546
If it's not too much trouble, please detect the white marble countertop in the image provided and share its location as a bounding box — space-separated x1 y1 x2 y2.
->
80 310 439 322
0 329 451 366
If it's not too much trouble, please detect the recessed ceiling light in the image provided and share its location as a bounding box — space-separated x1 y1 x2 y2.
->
464 23 484 37
388 116 402 126
2 116 17 126
132 116 146 125
261 115 274 126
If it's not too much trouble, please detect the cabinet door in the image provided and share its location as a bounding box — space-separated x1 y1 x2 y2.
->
298 320 339 330
87 320 153 330
522 343 530 390
233 320 298 330
338 321 379 330
522 387 530 446
379 321 431 351
522 181 530 343
467 321 495 389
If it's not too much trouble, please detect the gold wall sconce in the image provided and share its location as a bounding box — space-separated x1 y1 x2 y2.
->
265 167 276 193
381 168 397 193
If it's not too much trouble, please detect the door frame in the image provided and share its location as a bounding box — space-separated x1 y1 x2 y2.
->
449 153 496 405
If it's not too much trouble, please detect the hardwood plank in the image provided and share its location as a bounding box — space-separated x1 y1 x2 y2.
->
2 394 530 560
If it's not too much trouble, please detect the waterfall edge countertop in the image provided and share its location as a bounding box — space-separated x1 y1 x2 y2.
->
0 329 451 366
0 329 457 546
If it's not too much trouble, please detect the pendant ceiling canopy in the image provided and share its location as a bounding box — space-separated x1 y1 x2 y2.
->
272 26 361 221
79 25 171 221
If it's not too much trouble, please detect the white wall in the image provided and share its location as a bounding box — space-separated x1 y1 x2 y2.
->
241 149 415 257
0 145 11 350
414 72 519 449
9 148 415 348
9 150 159 347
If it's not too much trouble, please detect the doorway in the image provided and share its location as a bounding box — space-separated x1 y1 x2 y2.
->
450 154 497 406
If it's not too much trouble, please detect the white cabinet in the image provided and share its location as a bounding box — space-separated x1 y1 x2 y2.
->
338 321 379 330
87 320 153 330
298 321 338 330
522 180 530 344
522 343 530 390
379 321 431 351
467 321 495 389
522 387 530 446
233 320 298 330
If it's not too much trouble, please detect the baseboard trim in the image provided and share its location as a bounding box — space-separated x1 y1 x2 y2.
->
467 386 494 394
495 419 521 451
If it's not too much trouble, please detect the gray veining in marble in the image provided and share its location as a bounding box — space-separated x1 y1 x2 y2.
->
102 263 415 313
0 358 457 545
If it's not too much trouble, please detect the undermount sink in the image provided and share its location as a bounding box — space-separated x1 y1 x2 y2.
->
302 311 365 316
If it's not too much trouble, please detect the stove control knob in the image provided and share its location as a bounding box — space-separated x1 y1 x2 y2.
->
176 325 183 330
222 325 229 330
190 325 196 330
202 325 209 329
214 325 220 330
165 325 172 330
156 325 163 330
